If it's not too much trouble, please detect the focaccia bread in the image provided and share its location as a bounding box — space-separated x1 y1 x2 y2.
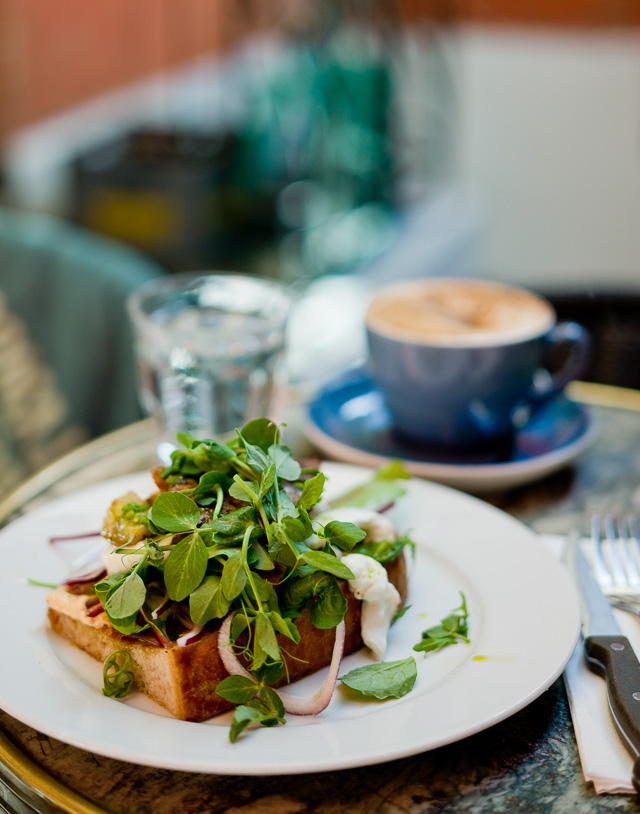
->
47 555 407 722
46 424 413 727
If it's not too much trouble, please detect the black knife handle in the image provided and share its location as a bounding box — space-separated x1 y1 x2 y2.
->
585 634 640 792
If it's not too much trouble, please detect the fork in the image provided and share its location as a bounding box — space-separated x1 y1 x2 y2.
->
591 513 640 616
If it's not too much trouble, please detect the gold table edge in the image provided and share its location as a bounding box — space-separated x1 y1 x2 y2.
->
0 728 106 814
567 380 640 412
0 417 158 527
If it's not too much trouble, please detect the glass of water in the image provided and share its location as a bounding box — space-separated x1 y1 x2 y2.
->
127 273 295 438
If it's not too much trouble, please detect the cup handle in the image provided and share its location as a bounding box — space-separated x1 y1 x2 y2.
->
532 321 592 399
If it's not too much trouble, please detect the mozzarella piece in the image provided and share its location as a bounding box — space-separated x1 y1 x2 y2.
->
323 507 397 543
102 541 171 575
341 553 401 660
304 533 325 551
102 543 146 574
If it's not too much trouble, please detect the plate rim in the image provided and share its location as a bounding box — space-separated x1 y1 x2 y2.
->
0 464 580 775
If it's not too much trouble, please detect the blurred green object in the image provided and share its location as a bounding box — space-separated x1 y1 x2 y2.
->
234 26 395 280
235 38 392 206
0 207 166 439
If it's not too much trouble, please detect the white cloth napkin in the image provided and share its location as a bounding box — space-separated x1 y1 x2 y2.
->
541 534 637 794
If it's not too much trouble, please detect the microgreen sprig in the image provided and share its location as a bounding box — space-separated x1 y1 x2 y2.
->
413 592 470 654
102 650 135 698
215 675 286 741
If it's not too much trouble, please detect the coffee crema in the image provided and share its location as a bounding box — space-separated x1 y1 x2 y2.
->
366 279 554 346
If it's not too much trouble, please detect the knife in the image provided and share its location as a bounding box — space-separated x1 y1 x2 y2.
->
570 533 640 791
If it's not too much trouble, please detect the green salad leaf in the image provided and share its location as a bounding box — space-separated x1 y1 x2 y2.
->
280 571 348 629
164 532 208 601
104 571 146 619
189 574 230 625
300 550 355 580
339 658 417 700
352 534 415 564
328 460 410 511
149 491 200 533
413 593 470 654
296 472 325 511
322 520 366 552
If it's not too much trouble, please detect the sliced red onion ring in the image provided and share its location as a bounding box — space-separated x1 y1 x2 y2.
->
277 620 345 716
140 608 171 648
151 596 171 619
87 603 105 618
49 531 101 544
217 614 346 716
148 625 171 648
63 567 106 587
217 613 252 680
176 624 203 648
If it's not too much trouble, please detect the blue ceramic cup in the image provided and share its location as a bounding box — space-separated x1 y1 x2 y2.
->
365 278 591 448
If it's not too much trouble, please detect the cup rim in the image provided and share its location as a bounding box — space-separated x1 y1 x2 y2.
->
127 271 296 322
364 277 556 348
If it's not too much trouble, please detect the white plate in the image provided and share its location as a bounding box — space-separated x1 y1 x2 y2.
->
0 464 580 775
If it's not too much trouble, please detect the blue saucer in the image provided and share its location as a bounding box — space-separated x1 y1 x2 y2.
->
305 367 596 493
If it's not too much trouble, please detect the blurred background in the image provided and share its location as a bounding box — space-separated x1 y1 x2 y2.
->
0 0 639 484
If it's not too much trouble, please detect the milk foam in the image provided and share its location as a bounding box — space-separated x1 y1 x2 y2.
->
366 279 554 346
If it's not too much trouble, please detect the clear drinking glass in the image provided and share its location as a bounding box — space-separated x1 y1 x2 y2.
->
127 273 294 438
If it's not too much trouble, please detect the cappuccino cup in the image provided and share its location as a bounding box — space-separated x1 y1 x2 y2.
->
365 278 590 448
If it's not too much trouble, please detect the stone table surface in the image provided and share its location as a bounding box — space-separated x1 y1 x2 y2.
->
3 396 640 813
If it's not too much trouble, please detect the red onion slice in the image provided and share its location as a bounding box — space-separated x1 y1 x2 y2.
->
277 620 345 716
217 614 346 716
217 613 253 680
87 603 105 618
151 596 171 620
177 624 203 648
49 531 101 544
149 625 171 648
63 567 107 587
139 608 171 648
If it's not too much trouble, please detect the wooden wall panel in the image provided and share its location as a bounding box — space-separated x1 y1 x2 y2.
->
1 0 639 141
400 0 640 26
0 0 229 138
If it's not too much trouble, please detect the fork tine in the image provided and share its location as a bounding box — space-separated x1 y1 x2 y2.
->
591 514 614 588
628 515 640 573
604 515 627 586
618 517 640 588
591 514 640 615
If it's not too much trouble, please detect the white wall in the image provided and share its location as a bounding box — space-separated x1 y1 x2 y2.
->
455 26 640 292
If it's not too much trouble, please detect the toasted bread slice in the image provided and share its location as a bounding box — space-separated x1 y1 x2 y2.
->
47 554 407 722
